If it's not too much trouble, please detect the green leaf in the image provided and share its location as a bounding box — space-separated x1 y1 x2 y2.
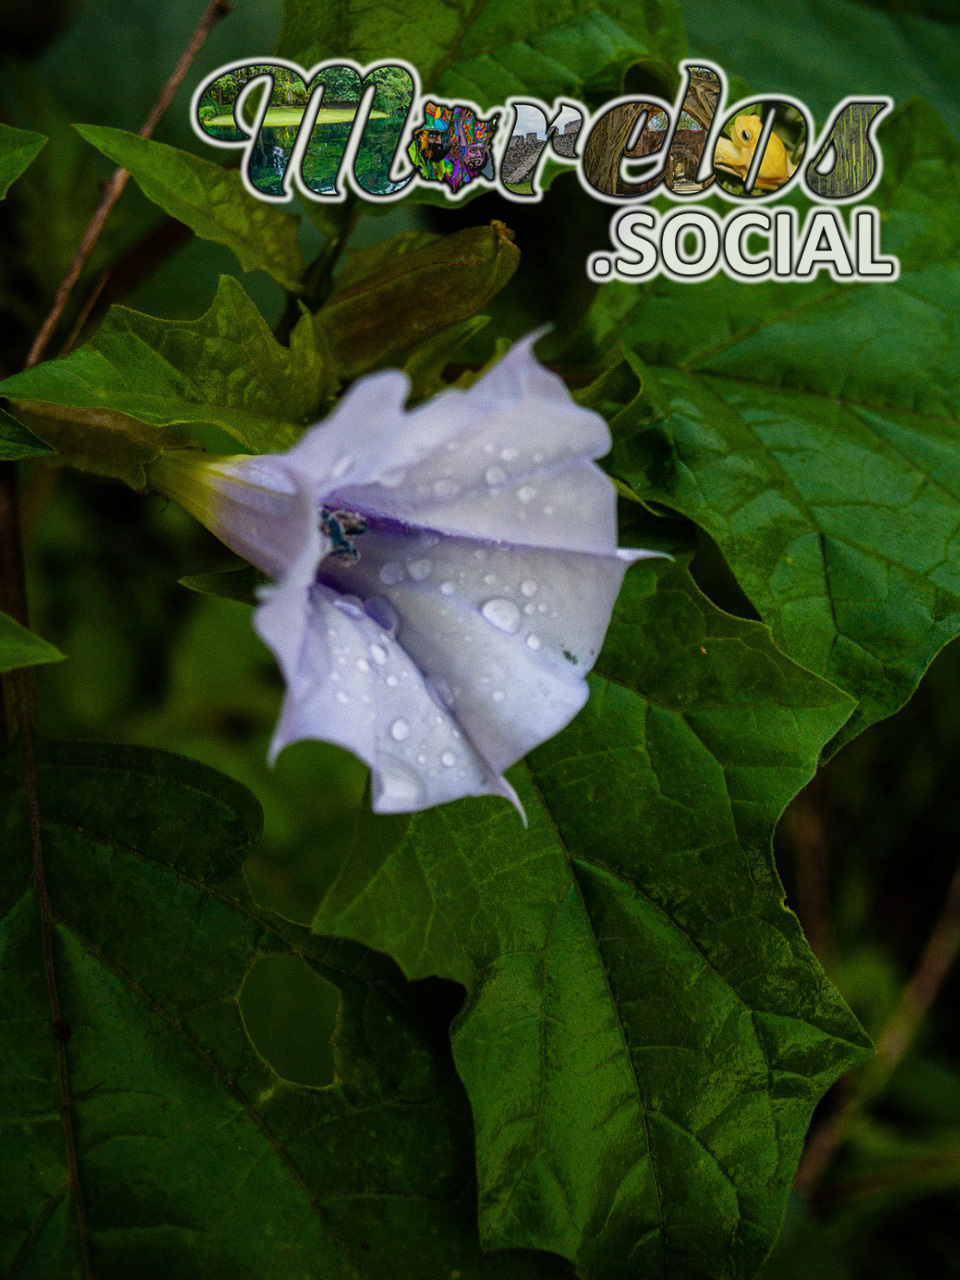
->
0 277 333 477
681 0 960 138
0 122 46 200
0 740 567 1279
592 101 960 747
311 559 869 1279
0 407 53 461
0 612 63 674
74 125 305 292
318 222 520 377
276 0 686 102
179 562 267 605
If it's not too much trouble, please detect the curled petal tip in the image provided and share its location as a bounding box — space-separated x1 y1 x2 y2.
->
617 547 673 563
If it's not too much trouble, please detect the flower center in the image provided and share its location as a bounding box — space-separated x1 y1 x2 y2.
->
320 505 367 561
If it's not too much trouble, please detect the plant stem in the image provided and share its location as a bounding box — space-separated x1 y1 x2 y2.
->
0 463 94 1276
796 856 960 1197
274 198 363 344
4 8 238 1271
24 0 233 369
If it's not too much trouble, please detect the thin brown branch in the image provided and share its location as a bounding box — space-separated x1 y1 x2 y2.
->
796 857 960 1197
0 466 32 742
23 726 94 1278
24 0 233 369
0 469 92 1273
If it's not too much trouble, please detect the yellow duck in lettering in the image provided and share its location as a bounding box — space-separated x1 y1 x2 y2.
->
713 113 796 191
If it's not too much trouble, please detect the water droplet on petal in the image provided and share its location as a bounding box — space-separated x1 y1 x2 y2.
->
380 757 423 806
336 691 350 705
356 658 371 673
501 447 519 461
365 595 400 637
333 455 353 478
543 505 555 516
485 465 507 486
379 469 406 488
380 562 405 586
370 643 387 664
483 573 496 586
524 603 536 615
441 751 456 768
428 676 454 708
521 580 538 598
408 558 432 581
390 719 410 742
481 598 521 634
386 674 399 687
334 594 364 618
492 690 505 703
440 581 455 595
433 478 460 499
527 634 542 650
518 486 536 503
534 451 545 463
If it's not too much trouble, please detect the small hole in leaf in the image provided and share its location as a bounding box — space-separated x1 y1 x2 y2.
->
239 954 340 1087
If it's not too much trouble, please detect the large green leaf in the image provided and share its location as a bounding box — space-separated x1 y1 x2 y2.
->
0 277 332 479
0 407 53 462
0 740 567 1279
589 101 960 747
311 559 869 1279
74 125 305 292
682 0 960 138
0 612 63 674
276 0 686 102
0 122 46 201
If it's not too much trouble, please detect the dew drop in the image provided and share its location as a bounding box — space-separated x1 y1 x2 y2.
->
380 562 405 586
390 719 410 742
527 634 542 651
544 505 555 516
380 758 423 806
356 658 371 673
440 580 455 595
332 454 353 478
408 558 432 581
433 478 460 499
379 469 406 488
500 447 519 461
441 751 456 768
481 598 521 634
518 486 536 504
365 595 400 637
386 674 399 687
428 676 454 709
370 643 388 664
533 451 545 463
492 690 505 703
520 580 538 598
417 753 427 764
334 594 364 618
336 691 350 705
485 465 507 486
483 573 496 586
524 603 536 615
